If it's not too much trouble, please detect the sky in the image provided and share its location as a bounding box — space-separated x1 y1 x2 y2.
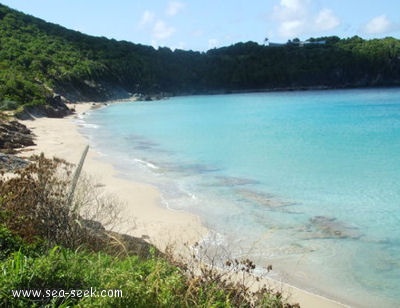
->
2 0 400 51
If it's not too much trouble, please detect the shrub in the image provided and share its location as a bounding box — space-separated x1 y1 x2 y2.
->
0 247 186 308
0 225 24 260
0 247 99 307
0 154 125 252
169 242 299 308
0 100 19 111
0 154 79 246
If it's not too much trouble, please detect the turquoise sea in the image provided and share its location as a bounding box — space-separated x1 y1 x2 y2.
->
80 89 400 307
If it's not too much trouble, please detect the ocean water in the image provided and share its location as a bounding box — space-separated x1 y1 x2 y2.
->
80 89 400 307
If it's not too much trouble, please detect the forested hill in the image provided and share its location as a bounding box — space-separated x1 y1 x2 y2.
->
1 3 400 111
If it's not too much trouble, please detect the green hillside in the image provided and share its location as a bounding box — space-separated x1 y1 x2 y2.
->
1 3 400 111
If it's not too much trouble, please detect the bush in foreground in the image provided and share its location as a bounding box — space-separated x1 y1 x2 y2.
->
0 244 296 307
0 246 185 307
0 154 298 307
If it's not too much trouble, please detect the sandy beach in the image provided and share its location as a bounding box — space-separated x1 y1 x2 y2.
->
20 102 207 250
21 102 347 308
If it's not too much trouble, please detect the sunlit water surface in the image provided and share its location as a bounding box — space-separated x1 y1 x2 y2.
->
80 89 400 307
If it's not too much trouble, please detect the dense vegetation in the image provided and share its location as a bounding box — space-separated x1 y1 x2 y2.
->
1 3 400 109
0 155 296 307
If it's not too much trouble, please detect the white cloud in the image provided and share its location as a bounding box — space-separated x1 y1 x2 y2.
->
281 0 308 11
271 0 340 39
272 0 309 38
139 10 155 27
150 39 158 49
364 15 391 34
273 0 309 21
315 9 340 31
138 7 178 43
153 20 175 39
280 20 304 37
208 38 219 49
166 1 185 17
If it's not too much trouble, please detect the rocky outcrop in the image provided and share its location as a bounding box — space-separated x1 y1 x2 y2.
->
53 80 132 103
81 218 160 258
304 216 362 239
15 95 72 120
0 120 35 153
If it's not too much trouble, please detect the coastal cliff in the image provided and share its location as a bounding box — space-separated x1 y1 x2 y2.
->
1 3 400 113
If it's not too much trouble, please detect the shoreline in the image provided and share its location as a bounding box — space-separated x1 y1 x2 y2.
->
22 102 207 252
149 84 400 100
21 102 347 308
